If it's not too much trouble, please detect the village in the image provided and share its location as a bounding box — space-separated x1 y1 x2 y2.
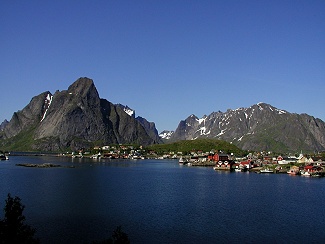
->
58 144 325 177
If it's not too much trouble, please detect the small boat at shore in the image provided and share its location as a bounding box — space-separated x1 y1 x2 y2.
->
260 168 274 173
300 171 311 176
179 157 186 165
0 154 9 160
311 172 322 177
287 170 300 175
287 166 300 175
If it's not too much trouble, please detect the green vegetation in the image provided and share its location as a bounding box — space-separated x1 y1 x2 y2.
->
145 138 247 156
0 126 37 151
0 194 39 243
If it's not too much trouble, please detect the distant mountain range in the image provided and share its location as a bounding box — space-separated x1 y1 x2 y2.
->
159 103 325 153
0 77 162 151
1 77 324 153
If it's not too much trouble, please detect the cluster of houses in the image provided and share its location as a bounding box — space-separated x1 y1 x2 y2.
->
69 145 145 159
66 145 325 176
177 151 325 176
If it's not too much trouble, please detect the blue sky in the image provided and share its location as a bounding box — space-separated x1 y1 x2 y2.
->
1 0 324 132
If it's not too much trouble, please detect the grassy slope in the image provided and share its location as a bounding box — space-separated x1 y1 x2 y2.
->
146 138 247 156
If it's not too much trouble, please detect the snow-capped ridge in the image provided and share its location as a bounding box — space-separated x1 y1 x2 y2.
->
163 102 325 152
159 130 174 140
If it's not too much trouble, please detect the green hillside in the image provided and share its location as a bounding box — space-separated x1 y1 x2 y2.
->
146 138 247 156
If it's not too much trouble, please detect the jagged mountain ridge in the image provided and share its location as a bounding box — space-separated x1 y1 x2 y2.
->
0 77 162 151
166 103 325 152
0 120 9 131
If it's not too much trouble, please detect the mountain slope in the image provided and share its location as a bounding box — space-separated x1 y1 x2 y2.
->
0 120 9 131
168 103 325 153
0 77 160 151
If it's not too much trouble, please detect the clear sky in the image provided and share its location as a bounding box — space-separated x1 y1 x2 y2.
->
1 0 324 132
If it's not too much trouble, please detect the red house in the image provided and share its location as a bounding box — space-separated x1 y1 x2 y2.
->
208 153 229 162
304 165 322 173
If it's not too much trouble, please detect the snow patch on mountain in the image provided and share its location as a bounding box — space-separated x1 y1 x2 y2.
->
159 130 174 139
124 107 135 117
216 129 227 137
276 108 287 114
197 126 210 135
40 93 53 122
197 116 207 124
115 104 135 117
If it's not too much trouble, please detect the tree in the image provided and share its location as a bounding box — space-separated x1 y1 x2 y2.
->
92 226 130 244
111 226 130 244
0 194 39 243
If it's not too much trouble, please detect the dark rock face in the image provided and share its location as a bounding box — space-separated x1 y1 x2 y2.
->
169 103 325 152
3 91 50 138
0 120 9 131
2 77 160 151
136 116 163 144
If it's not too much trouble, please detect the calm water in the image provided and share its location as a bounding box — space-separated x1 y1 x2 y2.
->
0 156 324 243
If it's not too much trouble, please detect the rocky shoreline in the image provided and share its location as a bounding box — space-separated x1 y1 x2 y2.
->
16 163 74 168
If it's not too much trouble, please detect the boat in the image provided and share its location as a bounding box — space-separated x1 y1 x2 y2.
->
91 153 101 159
287 166 300 175
0 154 8 160
260 168 274 173
179 157 186 165
300 171 311 177
287 170 300 175
311 172 322 177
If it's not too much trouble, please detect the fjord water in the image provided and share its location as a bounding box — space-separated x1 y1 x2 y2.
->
0 157 324 243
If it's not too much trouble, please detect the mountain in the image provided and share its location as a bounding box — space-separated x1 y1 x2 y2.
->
0 120 9 131
115 104 135 118
0 77 161 151
167 103 325 153
114 105 163 143
136 116 162 144
159 130 174 140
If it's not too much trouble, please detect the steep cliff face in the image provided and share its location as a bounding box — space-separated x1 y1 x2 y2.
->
168 103 325 152
3 91 50 138
100 99 155 146
136 116 163 144
33 78 106 150
2 77 160 151
0 120 9 131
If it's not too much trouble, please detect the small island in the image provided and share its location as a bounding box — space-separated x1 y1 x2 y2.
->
16 163 74 168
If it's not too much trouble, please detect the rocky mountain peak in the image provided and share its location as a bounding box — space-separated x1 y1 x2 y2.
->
0 119 9 131
68 77 95 94
168 103 325 152
1 77 161 151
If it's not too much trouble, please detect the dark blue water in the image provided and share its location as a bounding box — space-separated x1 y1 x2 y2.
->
0 156 324 243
